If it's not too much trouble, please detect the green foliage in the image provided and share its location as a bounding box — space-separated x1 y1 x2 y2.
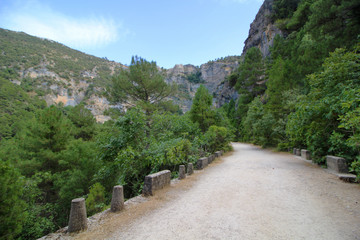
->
0 28 236 240
234 47 266 99
186 71 203 84
189 85 215 132
338 89 360 152
286 0 313 31
350 157 360 181
265 56 298 118
286 45 360 165
242 97 277 147
0 161 26 240
19 174 56 239
66 104 96 140
0 75 46 141
272 0 301 21
108 56 177 114
86 183 106 216
201 126 233 153
235 0 360 156
0 28 121 88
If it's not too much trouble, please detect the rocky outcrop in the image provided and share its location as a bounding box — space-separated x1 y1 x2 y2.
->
165 59 239 112
19 61 122 123
243 0 282 57
167 0 281 112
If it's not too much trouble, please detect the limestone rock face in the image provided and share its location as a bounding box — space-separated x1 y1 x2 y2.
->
243 0 282 57
165 59 239 112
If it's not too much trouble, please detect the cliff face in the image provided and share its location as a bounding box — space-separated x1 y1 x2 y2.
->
243 0 282 57
18 60 123 122
165 59 239 112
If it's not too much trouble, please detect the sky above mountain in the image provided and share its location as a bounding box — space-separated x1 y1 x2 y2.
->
0 0 263 68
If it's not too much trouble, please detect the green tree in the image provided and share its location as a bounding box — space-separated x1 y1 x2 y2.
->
0 161 26 240
265 56 297 119
108 56 177 115
286 45 360 163
189 85 215 132
272 0 301 20
19 106 74 175
234 47 266 99
66 104 96 140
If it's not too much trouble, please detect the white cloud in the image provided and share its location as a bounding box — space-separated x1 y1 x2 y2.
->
0 0 125 49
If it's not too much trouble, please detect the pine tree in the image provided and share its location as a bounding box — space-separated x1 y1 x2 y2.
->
108 56 177 115
189 85 215 132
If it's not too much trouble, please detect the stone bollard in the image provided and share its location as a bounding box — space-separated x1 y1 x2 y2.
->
68 198 87 233
301 149 311 160
208 155 214 164
143 170 171 196
293 148 297 155
179 165 186 179
295 149 301 156
326 155 349 173
215 151 221 158
187 163 194 175
111 185 124 212
197 157 208 170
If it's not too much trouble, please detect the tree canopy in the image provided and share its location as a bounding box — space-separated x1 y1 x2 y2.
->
108 56 177 114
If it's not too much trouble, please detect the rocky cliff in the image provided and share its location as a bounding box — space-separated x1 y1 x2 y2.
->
165 57 239 112
243 0 282 57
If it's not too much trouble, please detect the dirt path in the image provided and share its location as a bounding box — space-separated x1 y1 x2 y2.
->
75 143 360 240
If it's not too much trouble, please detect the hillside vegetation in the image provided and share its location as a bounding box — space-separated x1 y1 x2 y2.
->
0 55 233 239
1 0 360 238
225 0 360 175
0 28 122 86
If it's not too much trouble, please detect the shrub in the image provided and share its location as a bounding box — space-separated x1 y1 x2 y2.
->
85 183 106 216
202 125 232 153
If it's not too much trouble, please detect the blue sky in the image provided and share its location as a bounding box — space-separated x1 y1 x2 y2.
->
0 0 263 68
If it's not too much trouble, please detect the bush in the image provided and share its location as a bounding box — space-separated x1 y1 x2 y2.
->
85 183 107 216
202 125 232 153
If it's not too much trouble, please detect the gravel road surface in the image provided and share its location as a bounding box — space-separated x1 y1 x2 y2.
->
75 143 360 240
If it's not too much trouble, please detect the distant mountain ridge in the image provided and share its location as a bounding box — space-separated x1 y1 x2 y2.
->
0 28 242 118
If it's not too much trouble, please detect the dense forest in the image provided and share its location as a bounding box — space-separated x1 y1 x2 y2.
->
226 0 360 174
0 56 233 239
1 0 360 239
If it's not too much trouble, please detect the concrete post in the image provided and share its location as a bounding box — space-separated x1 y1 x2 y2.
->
197 157 208 169
179 165 186 179
326 155 349 173
301 149 311 160
187 163 194 175
68 198 87 233
111 185 124 212
143 170 171 196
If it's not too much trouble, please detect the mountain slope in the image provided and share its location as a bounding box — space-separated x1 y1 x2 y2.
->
1 28 241 116
0 28 125 122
